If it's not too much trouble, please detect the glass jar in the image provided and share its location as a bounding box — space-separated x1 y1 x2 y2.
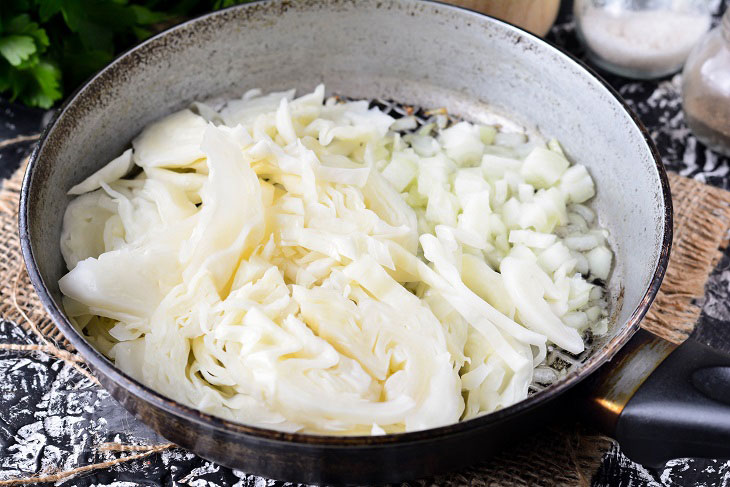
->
682 9 730 157
574 0 712 79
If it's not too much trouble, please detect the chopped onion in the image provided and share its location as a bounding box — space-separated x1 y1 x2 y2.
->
587 246 613 281
59 85 612 436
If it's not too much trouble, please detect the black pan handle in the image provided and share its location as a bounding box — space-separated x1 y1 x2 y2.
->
581 328 730 468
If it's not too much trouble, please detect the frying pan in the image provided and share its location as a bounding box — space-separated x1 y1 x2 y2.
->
17 0 730 484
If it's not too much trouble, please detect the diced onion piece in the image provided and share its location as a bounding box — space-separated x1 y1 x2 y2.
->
390 116 418 132
547 138 565 156
440 122 485 166
537 242 572 273
453 168 489 197
479 125 497 145
458 191 491 238
569 203 596 224
508 230 557 249
518 183 535 203
382 152 418 192
521 147 569 189
587 246 612 281
564 234 600 251
572 250 590 275
409 135 441 157
560 165 596 203
563 311 588 329
417 153 454 195
426 188 459 227
585 306 602 322
481 154 521 181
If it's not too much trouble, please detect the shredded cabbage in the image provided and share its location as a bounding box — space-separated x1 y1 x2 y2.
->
59 85 612 434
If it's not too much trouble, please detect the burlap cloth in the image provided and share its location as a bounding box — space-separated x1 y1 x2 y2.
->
0 160 729 486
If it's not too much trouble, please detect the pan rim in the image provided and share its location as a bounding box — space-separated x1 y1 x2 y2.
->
18 0 672 448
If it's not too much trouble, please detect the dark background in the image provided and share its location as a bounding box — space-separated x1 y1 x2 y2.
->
1 1 729 485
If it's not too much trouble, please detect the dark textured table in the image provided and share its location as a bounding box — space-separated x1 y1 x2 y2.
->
1 2 729 485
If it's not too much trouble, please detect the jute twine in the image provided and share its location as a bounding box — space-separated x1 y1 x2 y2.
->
0 158 729 485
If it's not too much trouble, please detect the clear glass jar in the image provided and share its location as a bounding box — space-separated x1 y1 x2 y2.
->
574 0 712 79
682 9 730 157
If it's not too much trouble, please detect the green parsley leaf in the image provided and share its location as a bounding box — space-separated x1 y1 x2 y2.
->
0 35 37 66
6 15 50 50
25 60 62 108
0 0 255 108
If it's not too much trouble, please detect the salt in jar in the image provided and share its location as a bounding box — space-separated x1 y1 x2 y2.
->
574 0 712 79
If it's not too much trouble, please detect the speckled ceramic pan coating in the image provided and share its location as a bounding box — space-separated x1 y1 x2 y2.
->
19 0 671 483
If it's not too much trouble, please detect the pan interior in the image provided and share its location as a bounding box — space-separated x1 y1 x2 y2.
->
23 0 666 436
